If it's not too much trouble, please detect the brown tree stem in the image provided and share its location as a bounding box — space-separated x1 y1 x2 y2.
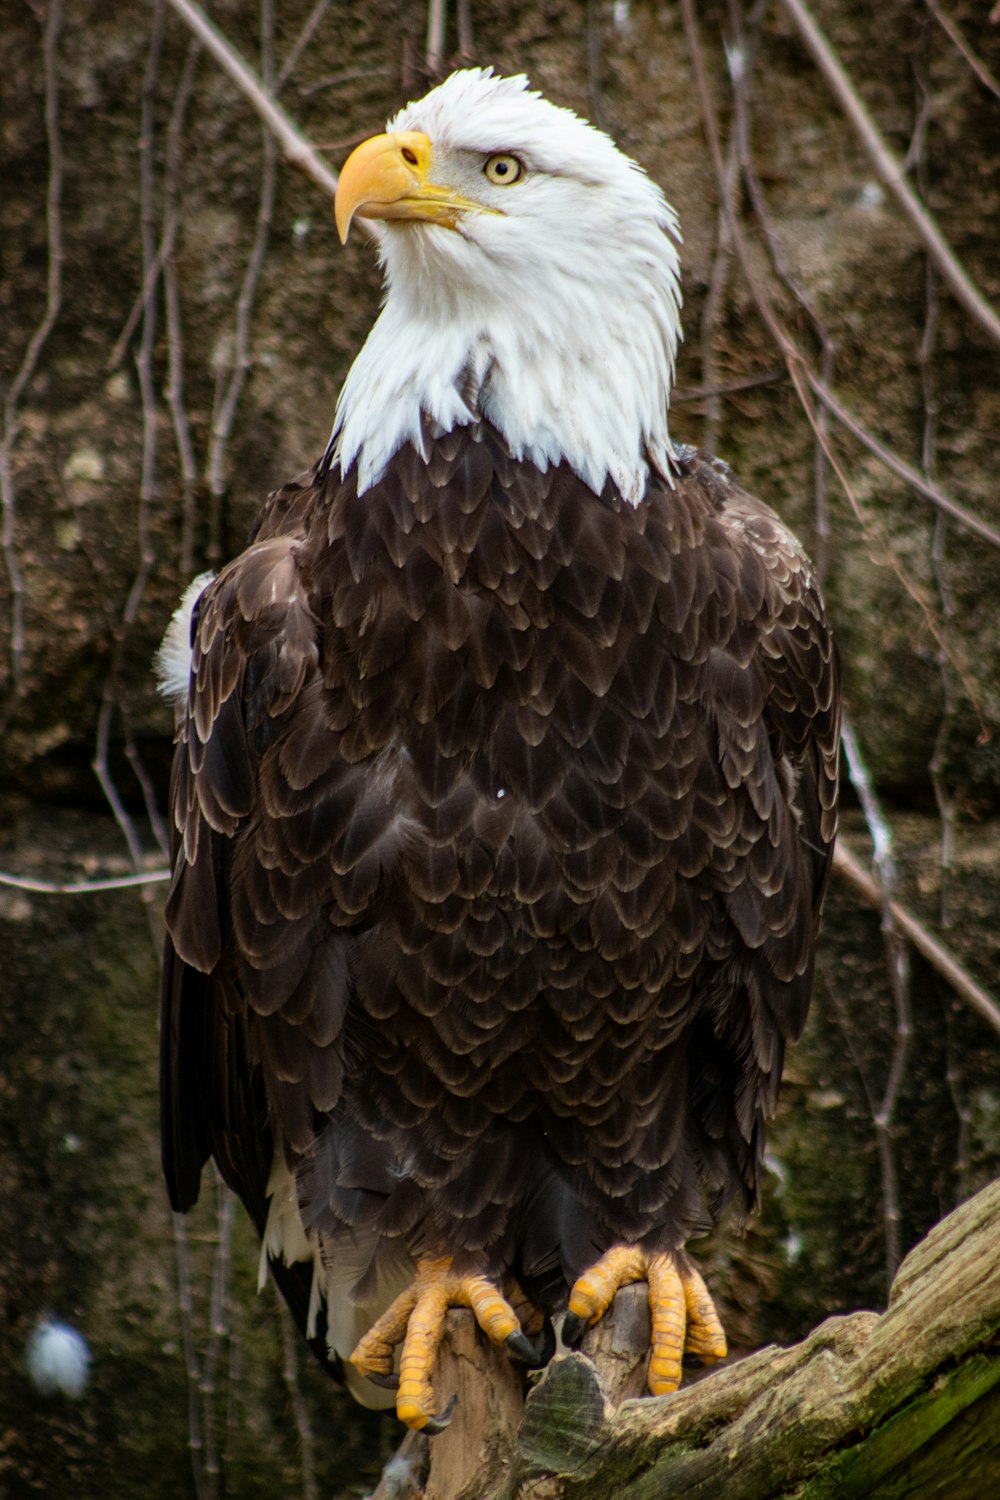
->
833 840 1000 1037
162 0 339 199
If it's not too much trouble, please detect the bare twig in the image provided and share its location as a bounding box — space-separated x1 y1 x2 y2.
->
162 38 201 579
839 718 911 1287
910 54 959 933
173 1212 210 1500
0 866 169 895
924 0 1000 102
426 0 447 77
162 0 338 198
277 1300 319 1500
802 368 1000 552
204 0 279 566
586 0 607 130
672 366 786 404
299 64 395 99
699 59 741 456
833 841 1000 1041
275 0 333 95
943 1027 972 1203
106 225 179 373
457 0 473 58
811 341 835 592
1 0 63 712
776 0 1000 350
202 1179 237 1495
92 0 164 949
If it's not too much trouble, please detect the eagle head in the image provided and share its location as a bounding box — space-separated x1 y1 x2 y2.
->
330 69 683 504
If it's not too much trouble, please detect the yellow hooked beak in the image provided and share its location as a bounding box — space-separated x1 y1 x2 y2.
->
335 131 499 243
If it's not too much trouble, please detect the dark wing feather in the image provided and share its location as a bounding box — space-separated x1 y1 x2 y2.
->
161 482 354 1379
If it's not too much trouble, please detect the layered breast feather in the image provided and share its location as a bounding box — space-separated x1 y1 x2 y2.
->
162 423 839 1319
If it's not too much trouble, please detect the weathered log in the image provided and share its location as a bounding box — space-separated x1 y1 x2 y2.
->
371 1178 1000 1498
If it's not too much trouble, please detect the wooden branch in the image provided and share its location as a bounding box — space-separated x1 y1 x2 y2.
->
369 1180 1000 1498
505 1178 1000 1498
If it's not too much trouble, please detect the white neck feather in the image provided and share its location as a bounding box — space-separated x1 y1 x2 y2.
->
329 75 684 505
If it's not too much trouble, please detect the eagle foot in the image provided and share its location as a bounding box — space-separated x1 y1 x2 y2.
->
562 1245 727 1395
349 1254 548 1431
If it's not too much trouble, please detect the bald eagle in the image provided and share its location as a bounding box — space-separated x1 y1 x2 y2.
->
160 69 840 1433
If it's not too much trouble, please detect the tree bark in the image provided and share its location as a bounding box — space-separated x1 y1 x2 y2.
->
375 1178 1000 1498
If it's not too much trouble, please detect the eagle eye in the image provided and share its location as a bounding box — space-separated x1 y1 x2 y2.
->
483 153 524 186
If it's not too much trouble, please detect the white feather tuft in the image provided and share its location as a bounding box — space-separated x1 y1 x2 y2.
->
376 1451 425 1498
26 1319 91 1398
154 572 216 706
257 1149 412 1412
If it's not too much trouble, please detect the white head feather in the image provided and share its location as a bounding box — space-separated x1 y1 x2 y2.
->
331 69 683 504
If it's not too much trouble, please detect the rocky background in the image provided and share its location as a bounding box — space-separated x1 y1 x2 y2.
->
1 1 998 1496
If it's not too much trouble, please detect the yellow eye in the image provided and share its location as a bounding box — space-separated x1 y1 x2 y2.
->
483 153 524 186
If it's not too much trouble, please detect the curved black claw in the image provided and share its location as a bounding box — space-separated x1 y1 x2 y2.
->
537 1317 557 1367
561 1310 588 1348
366 1371 400 1390
505 1328 547 1367
423 1394 458 1436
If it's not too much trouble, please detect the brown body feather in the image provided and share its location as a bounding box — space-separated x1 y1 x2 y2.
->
161 425 839 1348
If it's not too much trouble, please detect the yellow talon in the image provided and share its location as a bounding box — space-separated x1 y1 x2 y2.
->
350 1254 543 1431
565 1244 727 1397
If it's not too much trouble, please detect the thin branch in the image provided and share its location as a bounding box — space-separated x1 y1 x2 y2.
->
299 64 395 99
106 224 179 374
275 0 333 95
943 1024 972 1203
0 867 169 896
92 0 164 947
672 366 786 404
833 840 1000 1041
802 366 1000 552
425 0 447 77
586 0 606 131
812 341 835 593
162 0 338 198
1 0 63 711
173 1212 210 1500
924 0 1000 102
204 0 278 566
202 1179 237 1493
457 0 473 58
162 38 201 579
775 0 1000 350
277 1300 319 1500
840 717 911 1288
912 56 959 934
699 63 741 456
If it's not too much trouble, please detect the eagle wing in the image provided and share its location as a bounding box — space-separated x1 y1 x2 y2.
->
160 498 350 1374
